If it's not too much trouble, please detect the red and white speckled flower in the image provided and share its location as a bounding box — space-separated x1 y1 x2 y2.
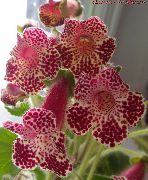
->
39 0 83 27
3 108 72 176
56 16 116 77
1 83 25 106
66 67 145 147
5 27 61 94
3 77 72 176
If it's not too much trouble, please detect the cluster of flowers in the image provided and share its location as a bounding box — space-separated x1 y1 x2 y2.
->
1 0 145 177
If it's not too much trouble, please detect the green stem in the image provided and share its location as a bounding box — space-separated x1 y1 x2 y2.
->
128 129 148 138
47 172 54 180
134 137 148 151
87 144 104 180
101 147 140 157
75 138 96 180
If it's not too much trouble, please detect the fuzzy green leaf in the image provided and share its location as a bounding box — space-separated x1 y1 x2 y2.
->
0 128 20 179
5 102 30 117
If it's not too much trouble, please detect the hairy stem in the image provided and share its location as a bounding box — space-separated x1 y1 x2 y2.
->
87 144 104 180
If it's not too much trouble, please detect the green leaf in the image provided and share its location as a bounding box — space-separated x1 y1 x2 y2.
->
31 168 46 180
0 128 20 179
97 151 130 176
5 102 30 117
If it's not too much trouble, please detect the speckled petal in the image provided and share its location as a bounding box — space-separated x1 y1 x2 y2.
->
13 138 37 169
116 91 145 127
40 131 72 177
39 2 64 27
15 70 45 95
92 112 128 147
96 68 129 93
23 108 56 134
67 102 93 135
3 121 24 135
5 58 19 82
74 72 94 101
23 27 51 50
81 16 108 39
38 47 61 79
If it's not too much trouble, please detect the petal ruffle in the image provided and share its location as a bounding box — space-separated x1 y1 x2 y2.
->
40 131 72 176
13 138 37 169
5 58 19 82
96 68 129 93
15 70 45 95
23 27 51 50
81 16 108 40
67 102 94 135
3 121 24 135
23 108 56 134
116 91 145 127
92 113 128 147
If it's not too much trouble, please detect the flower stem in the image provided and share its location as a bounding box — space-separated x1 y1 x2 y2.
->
47 172 54 180
87 144 104 180
75 137 96 180
128 129 148 138
101 146 141 157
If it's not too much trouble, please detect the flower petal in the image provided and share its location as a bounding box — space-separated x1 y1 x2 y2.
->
81 16 108 39
3 121 24 135
15 70 45 95
38 47 61 79
13 138 37 169
94 37 116 65
5 58 19 82
23 108 56 134
40 131 72 177
23 27 51 50
67 102 93 135
116 91 145 127
96 68 129 93
92 113 128 147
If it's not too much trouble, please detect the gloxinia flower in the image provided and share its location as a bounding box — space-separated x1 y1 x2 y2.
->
56 16 116 77
3 77 72 176
5 27 61 94
38 0 83 27
3 108 72 176
1 83 25 106
66 67 145 147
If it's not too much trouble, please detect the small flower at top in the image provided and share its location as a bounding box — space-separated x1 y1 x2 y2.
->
1 83 26 106
38 0 83 27
66 67 145 147
3 108 72 177
5 27 61 94
56 16 116 77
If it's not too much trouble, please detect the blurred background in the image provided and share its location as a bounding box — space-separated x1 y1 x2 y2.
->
0 0 148 124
